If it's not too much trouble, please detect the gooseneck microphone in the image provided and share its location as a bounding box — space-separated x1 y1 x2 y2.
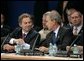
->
31 34 39 51
67 32 82 57
1 34 10 51
1 27 21 51
19 34 41 56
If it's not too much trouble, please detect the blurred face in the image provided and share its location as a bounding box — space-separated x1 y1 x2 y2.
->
42 16 47 29
70 12 82 26
19 17 33 32
1 14 4 24
68 15 72 24
45 15 55 31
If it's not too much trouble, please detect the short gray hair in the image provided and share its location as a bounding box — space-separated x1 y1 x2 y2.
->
66 8 82 17
44 10 62 25
50 10 62 24
43 11 51 17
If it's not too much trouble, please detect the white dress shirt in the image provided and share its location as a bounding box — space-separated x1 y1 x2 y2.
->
53 26 60 38
73 25 82 35
1 25 3 28
9 30 28 44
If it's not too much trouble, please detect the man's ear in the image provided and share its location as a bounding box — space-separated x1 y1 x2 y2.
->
52 20 56 24
53 20 56 23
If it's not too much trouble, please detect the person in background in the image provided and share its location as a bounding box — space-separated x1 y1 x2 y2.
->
1 13 11 44
62 0 83 27
2 13 40 53
39 11 50 43
66 8 83 54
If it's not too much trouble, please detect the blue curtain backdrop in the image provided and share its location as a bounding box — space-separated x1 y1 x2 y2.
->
1 1 83 31
1 1 61 31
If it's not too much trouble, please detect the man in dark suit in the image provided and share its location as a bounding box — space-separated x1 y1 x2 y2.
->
1 13 11 44
37 10 72 52
65 9 83 54
2 13 40 53
65 8 83 46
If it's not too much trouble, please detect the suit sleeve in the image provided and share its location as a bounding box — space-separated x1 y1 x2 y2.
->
3 27 21 44
58 29 72 50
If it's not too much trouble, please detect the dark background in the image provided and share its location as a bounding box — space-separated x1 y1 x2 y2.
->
1 0 83 31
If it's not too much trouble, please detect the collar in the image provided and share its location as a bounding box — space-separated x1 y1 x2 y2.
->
73 24 83 30
73 24 83 34
22 30 29 35
1 25 3 28
53 25 60 37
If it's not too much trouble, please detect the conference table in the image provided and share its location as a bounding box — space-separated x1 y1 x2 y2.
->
1 53 83 60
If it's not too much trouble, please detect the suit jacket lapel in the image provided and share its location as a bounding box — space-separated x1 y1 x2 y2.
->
15 29 22 39
57 27 65 43
24 28 36 43
78 26 83 34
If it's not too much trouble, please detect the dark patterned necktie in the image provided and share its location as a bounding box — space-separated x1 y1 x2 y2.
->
74 27 78 35
22 33 26 39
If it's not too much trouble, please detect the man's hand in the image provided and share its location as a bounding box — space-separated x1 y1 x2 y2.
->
66 46 83 54
36 46 48 53
15 38 25 45
3 44 15 52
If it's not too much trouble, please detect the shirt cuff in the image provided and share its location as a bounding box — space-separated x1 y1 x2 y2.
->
9 38 16 44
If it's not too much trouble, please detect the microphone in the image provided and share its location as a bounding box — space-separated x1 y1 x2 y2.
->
1 34 10 51
1 27 21 51
69 30 83 49
67 32 82 57
20 34 41 55
31 34 39 51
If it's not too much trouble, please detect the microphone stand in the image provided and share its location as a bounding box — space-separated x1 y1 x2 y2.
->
20 34 40 56
31 34 39 54
1 34 10 52
67 33 81 57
